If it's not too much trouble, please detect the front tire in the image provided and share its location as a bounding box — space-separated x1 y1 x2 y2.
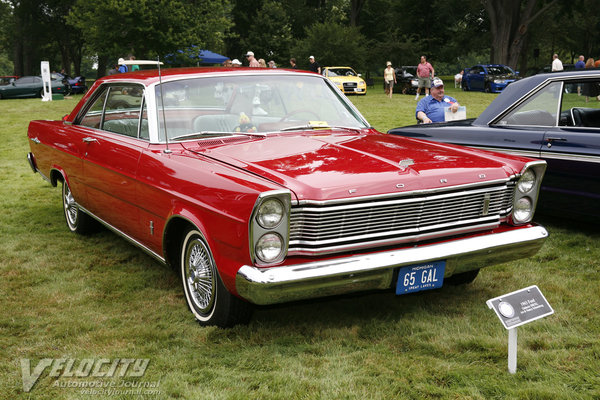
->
180 230 252 327
61 179 95 234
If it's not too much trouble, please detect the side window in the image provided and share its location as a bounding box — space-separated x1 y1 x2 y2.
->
559 80 600 127
495 82 561 127
102 85 145 138
79 88 108 129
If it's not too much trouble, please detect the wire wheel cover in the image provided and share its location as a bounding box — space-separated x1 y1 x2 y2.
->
185 239 216 313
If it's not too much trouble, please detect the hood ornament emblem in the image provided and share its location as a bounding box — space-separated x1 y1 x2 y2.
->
398 159 414 169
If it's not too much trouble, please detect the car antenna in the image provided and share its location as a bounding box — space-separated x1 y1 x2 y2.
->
157 56 171 154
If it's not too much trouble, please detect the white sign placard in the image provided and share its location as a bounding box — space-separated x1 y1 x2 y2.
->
40 61 52 101
444 106 466 121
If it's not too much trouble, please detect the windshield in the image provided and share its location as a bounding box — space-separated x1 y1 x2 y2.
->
487 66 514 75
326 68 357 77
155 74 368 141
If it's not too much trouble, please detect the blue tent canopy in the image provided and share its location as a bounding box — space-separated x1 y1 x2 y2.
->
165 46 229 65
197 50 228 64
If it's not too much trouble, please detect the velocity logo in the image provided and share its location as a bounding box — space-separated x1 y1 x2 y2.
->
20 358 150 392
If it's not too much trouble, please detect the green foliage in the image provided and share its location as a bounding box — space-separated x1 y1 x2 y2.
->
67 0 232 63
0 52 14 75
237 1 293 66
292 20 369 71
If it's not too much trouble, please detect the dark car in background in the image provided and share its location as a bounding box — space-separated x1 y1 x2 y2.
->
462 64 520 93
389 69 600 220
383 66 418 94
53 72 87 94
393 66 418 94
0 75 70 99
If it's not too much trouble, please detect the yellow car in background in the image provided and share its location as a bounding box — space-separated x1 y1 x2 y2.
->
322 67 367 95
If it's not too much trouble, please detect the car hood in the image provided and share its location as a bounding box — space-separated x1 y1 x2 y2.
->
181 130 520 202
328 76 364 83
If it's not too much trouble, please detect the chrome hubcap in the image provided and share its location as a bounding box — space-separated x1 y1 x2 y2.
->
63 184 78 226
185 239 215 313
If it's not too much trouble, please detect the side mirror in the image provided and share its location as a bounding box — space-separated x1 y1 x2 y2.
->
357 74 362 77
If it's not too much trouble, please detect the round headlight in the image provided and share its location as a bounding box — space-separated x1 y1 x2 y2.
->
513 197 532 223
517 169 536 193
256 233 283 263
256 198 284 228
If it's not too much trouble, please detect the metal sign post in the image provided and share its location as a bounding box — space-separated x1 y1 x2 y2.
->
487 285 554 374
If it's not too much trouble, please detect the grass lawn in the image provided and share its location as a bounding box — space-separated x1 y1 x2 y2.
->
1 88 599 399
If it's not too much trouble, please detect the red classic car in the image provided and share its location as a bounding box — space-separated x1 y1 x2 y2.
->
27 67 548 327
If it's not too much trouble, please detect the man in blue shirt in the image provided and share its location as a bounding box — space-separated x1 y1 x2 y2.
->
415 78 460 123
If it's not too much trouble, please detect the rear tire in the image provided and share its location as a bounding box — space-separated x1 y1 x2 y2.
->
445 269 480 285
180 229 252 327
61 179 95 234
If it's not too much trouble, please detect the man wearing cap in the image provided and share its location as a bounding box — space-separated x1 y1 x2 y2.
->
246 51 260 67
308 56 321 74
117 58 128 73
415 78 460 124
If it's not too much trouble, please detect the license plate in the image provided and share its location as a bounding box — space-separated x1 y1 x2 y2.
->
354 88 363 92
396 261 446 295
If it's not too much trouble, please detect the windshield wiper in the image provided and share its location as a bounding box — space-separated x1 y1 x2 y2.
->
171 130 266 141
280 125 363 133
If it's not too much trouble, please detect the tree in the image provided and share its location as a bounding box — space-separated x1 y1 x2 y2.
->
67 0 232 78
292 21 368 71
484 0 558 69
237 1 293 66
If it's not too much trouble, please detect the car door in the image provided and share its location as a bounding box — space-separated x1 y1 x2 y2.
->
72 83 148 239
469 66 485 91
539 78 600 215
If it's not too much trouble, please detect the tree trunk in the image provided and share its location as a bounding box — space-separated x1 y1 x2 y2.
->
485 0 558 70
350 0 367 27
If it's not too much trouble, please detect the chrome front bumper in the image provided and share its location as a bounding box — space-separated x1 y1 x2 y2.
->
235 225 548 305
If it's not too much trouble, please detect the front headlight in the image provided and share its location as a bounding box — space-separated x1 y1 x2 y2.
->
511 162 546 225
517 169 536 193
255 233 283 263
250 190 291 265
513 197 533 223
256 198 284 228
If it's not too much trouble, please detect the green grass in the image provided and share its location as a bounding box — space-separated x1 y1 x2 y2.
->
1 92 599 399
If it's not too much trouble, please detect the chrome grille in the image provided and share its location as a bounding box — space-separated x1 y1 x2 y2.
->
288 183 515 255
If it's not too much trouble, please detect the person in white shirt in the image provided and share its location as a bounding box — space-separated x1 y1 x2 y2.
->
552 54 563 72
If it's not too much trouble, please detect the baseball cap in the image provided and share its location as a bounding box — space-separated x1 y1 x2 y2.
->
231 59 242 65
309 55 314 59
431 78 444 88
386 61 392 66
245 51 254 57
118 58 126 65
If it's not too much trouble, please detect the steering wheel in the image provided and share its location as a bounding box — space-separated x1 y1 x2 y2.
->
279 109 320 122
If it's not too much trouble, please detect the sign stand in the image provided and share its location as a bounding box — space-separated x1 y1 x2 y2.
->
487 285 553 374
508 328 517 374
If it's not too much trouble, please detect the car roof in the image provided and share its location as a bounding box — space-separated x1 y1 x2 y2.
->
474 69 600 126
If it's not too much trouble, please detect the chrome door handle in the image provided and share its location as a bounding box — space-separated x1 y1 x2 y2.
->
82 137 98 143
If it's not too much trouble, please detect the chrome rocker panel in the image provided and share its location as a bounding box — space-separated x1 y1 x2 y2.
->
236 225 548 305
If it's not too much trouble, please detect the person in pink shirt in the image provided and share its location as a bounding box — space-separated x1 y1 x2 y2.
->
415 55 435 100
